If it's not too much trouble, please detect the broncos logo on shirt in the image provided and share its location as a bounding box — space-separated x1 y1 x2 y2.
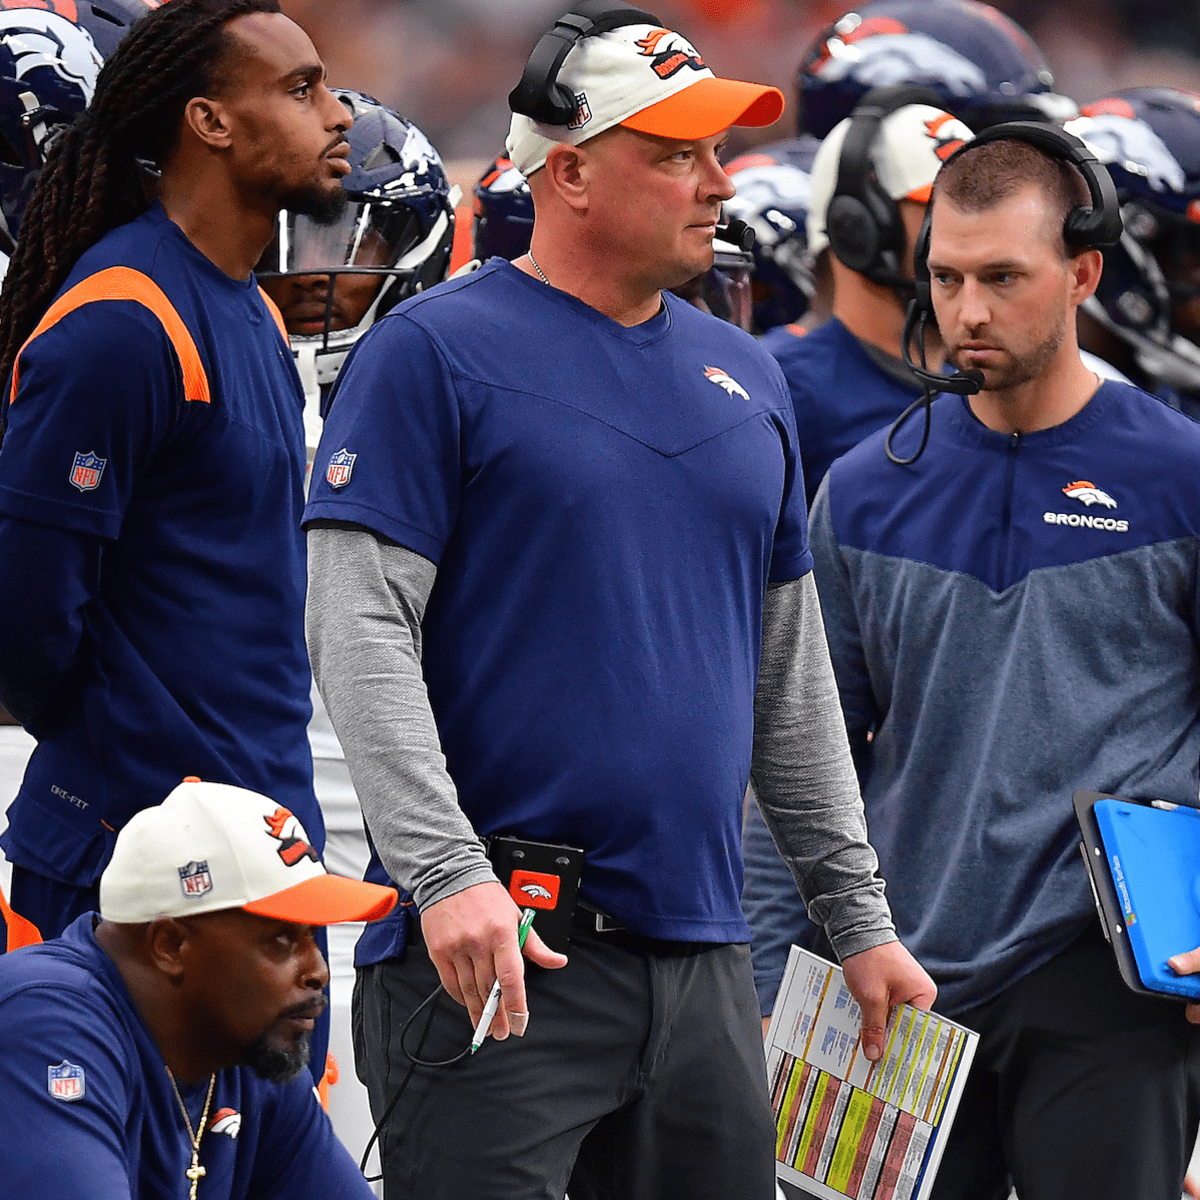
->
704 365 750 401
1062 480 1118 509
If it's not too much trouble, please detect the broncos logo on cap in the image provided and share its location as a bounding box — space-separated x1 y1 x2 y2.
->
634 28 705 80
1062 480 1117 508
704 365 750 401
0 8 103 103
264 806 320 867
925 113 965 162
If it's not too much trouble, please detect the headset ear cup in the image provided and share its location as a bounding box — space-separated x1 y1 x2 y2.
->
827 194 880 273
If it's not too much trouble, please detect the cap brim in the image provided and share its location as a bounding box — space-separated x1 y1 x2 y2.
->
621 77 784 140
242 874 398 925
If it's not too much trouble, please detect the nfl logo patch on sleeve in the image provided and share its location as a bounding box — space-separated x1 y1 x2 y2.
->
326 448 356 489
69 451 106 493
48 1061 85 1101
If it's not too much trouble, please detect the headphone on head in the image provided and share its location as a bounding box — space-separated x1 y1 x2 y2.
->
508 1 662 126
825 84 947 291
505 0 758 251
889 120 1123 464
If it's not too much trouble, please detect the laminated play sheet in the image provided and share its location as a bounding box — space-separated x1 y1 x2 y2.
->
765 946 978 1200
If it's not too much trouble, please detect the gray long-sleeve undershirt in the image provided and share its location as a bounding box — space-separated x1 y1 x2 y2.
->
306 522 895 960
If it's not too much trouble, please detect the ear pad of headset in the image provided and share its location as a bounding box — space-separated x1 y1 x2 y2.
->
826 194 880 273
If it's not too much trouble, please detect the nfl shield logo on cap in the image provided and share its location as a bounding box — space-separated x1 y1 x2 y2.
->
48 1061 85 1101
178 860 213 898
326 448 356 489
69 450 106 493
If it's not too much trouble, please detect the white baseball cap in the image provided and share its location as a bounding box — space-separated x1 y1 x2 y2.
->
99 779 397 925
807 104 974 254
505 22 783 176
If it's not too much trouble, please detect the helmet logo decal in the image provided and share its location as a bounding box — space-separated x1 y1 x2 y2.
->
810 30 986 98
634 28 705 81
264 806 319 867
0 8 102 103
1072 111 1185 195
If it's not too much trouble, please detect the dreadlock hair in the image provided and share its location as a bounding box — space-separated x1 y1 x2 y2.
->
0 0 281 400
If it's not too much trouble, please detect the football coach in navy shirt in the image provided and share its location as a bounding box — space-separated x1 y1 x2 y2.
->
305 4 935 1197
0 778 396 1198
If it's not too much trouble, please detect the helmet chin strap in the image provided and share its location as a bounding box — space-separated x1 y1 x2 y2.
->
294 341 323 458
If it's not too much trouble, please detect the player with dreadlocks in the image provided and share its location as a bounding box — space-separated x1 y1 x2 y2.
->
0 0 351 1092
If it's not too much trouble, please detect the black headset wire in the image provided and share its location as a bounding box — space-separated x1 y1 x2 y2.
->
887 301 938 466
358 981 473 1181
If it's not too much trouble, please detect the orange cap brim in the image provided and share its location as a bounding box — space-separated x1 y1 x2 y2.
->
621 77 784 140
242 874 398 925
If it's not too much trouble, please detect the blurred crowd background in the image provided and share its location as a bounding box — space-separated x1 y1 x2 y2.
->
280 0 1200 175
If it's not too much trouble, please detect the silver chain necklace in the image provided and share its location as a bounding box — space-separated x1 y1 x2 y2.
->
527 252 550 287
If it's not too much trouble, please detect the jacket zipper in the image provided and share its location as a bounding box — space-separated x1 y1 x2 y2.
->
999 431 1020 589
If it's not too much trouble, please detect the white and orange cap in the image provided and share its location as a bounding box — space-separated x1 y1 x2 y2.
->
99 779 397 925
807 104 975 255
505 23 783 176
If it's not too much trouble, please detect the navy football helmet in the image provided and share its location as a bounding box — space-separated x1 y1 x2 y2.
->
1068 89 1200 398
473 154 533 262
723 137 817 333
0 0 151 253
797 0 1074 140
257 89 458 401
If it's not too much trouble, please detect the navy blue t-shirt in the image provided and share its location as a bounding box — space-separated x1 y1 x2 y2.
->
0 914 373 1199
761 316 923 506
305 260 811 952
0 203 319 887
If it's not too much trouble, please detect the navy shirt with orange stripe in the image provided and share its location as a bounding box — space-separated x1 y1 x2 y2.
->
0 202 320 891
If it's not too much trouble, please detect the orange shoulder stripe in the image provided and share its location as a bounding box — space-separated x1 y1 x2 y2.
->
258 285 288 342
0 881 42 951
9 266 211 407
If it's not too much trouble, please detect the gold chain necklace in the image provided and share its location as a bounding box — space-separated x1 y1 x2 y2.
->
165 1067 216 1200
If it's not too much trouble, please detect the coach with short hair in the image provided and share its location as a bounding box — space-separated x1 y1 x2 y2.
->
304 6 934 1197
808 130 1200 1198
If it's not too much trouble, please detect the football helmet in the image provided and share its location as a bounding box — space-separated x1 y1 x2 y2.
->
797 0 1074 140
257 89 458 406
0 0 152 253
722 137 817 333
473 154 533 262
1068 89 1200 398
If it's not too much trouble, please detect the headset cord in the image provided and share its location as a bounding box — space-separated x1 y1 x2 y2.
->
358 982 474 1180
887 305 936 466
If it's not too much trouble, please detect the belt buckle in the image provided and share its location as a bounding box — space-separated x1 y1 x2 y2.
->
593 910 625 933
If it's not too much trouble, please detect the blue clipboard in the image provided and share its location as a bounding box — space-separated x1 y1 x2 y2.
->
1074 789 1200 1002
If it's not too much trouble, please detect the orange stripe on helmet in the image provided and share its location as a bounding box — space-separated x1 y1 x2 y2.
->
10 266 211 407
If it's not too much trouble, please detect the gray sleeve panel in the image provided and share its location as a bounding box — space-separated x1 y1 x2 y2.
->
305 524 497 910
750 571 897 961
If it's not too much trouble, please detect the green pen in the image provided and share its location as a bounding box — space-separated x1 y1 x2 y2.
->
470 906 537 1053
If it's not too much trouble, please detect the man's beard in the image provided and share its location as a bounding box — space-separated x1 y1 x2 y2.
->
955 308 1067 393
241 997 326 1084
280 180 349 227
242 1026 311 1084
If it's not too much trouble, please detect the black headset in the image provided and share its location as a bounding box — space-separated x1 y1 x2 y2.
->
888 119 1124 465
508 1 662 126
825 84 948 292
506 0 757 251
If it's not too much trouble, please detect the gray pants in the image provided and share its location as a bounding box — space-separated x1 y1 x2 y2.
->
353 920 778 1200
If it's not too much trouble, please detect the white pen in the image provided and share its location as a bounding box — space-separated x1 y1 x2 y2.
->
470 907 537 1053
